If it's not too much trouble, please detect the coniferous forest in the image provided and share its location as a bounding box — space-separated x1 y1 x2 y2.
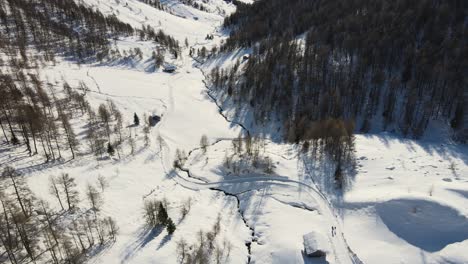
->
212 0 466 142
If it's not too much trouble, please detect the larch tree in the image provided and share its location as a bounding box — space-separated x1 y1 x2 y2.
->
58 173 79 211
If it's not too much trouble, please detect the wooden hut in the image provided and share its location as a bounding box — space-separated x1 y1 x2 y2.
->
303 232 329 258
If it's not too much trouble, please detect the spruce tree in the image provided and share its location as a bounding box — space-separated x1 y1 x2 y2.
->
107 143 115 156
166 218 176 234
134 113 140 126
157 204 168 226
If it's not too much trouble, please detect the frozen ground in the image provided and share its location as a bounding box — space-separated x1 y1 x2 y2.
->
1 0 467 263
341 135 468 264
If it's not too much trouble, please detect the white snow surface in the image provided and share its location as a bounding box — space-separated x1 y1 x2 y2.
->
1 0 468 264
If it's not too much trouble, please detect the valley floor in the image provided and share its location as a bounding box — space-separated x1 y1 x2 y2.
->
1 0 467 263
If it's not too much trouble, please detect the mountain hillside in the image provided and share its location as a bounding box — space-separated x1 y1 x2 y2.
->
213 0 467 141
0 0 466 264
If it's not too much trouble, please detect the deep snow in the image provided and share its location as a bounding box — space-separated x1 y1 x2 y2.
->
1 0 467 263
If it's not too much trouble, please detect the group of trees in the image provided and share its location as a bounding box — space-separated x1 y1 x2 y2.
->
140 0 222 15
143 199 176 235
0 0 179 162
223 134 274 175
218 0 466 140
0 0 134 66
0 68 135 162
0 73 84 162
178 0 209 12
86 100 126 159
175 214 232 264
300 119 356 189
0 166 118 264
139 25 180 54
139 0 166 10
0 0 179 68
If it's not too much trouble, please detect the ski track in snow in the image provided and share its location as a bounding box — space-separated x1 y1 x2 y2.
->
3 0 466 263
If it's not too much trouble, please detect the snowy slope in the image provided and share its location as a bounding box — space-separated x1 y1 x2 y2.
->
83 0 233 42
1 0 467 263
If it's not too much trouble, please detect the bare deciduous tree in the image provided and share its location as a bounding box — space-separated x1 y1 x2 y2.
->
58 173 79 211
86 184 102 211
200 134 208 153
49 176 65 211
97 175 108 192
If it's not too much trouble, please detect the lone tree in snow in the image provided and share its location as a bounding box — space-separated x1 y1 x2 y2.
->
105 217 119 241
107 143 115 156
200 134 208 153
86 183 102 211
173 149 187 169
97 175 108 192
134 113 140 126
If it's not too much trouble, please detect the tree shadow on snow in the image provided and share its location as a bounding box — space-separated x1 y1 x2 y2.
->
447 188 468 199
121 226 164 263
361 133 468 166
301 250 330 264
376 198 468 252
156 233 172 250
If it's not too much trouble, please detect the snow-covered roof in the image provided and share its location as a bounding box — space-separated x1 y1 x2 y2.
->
303 232 330 255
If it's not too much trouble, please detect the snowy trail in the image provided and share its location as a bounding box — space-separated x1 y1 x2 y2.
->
184 39 360 263
86 68 169 113
173 165 358 264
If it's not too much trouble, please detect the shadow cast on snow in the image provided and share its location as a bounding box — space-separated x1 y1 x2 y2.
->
376 198 468 252
121 226 166 263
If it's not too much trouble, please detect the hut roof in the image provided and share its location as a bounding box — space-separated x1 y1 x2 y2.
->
303 232 330 256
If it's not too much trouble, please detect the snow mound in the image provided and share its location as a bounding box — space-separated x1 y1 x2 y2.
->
376 199 468 252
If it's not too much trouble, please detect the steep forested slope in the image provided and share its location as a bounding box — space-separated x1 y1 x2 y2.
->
0 0 178 66
214 0 467 141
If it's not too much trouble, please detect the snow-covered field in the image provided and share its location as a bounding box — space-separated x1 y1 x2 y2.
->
342 135 468 264
2 0 467 263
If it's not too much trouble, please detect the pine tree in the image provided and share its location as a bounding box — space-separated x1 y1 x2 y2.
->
166 218 176 234
134 113 140 126
157 203 168 226
107 143 115 156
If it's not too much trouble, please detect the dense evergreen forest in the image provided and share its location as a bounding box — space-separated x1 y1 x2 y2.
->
214 0 467 142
